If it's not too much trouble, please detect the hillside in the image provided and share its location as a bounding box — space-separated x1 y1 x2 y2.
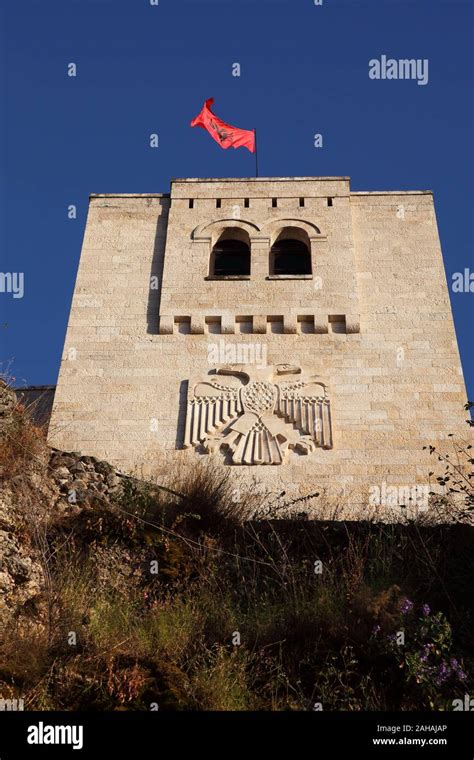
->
1 380 473 711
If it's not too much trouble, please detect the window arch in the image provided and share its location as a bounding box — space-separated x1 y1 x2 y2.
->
270 227 312 275
210 228 251 277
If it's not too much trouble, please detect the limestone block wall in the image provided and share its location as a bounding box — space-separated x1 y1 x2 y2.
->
48 194 171 462
159 178 360 335
349 191 467 479
48 178 470 518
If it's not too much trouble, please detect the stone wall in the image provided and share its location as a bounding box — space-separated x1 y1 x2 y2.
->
47 178 470 517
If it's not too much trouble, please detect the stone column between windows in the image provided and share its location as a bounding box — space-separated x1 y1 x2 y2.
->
250 238 270 279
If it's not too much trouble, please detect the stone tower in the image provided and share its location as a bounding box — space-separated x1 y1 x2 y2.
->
48 177 468 518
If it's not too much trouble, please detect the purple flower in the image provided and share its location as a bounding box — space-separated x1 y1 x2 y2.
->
436 662 451 684
420 645 431 663
421 604 430 616
449 658 468 682
400 598 414 615
372 624 381 636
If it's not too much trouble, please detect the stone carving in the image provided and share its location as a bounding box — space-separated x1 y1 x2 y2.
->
183 364 332 465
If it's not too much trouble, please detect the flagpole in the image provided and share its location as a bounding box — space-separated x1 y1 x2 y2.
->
254 129 259 177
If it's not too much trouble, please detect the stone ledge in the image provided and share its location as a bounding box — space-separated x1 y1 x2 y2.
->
158 314 361 336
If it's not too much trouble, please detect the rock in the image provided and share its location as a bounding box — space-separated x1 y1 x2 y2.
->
67 482 88 503
6 556 31 583
0 381 17 434
106 472 119 488
0 571 11 592
94 460 115 477
53 466 71 480
69 462 86 475
0 431 147 629
50 454 77 469
80 456 98 465
0 497 15 532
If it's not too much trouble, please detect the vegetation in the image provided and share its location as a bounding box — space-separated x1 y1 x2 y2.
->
0 398 473 711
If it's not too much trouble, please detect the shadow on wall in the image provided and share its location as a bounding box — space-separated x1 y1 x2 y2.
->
14 386 56 428
146 199 170 335
176 380 189 449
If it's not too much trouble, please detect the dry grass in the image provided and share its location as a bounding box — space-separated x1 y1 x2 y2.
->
0 402 47 481
0 403 473 711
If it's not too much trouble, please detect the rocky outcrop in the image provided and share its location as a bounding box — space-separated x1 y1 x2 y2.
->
0 446 131 618
0 380 17 436
0 490 44 624
48 449 123 513
0 382 131 627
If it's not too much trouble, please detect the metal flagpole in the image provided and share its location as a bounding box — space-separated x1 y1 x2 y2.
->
254 129 259 177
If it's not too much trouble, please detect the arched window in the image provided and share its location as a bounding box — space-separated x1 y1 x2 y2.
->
270 227 312 275
210 228 251 277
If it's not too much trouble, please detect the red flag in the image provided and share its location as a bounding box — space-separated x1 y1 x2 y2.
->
190 98 255 154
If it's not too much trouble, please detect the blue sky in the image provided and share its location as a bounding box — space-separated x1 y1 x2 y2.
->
1 0 473 400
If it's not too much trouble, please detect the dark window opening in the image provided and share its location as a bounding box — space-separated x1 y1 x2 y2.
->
270 229 312 275
189 199 194 209
299 197 305 207
327 197 333 207
272 198 277 208
210 237 250 277
244 198 250 208
216 198 222 209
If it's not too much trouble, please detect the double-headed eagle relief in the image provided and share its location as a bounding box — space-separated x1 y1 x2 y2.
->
183 364 332 465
